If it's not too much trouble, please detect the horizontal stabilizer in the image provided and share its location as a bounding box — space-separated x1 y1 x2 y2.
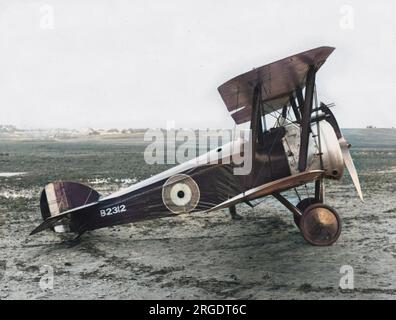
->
30 201 97 235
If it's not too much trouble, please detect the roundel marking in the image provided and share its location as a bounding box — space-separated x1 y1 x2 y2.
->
162 174 200 214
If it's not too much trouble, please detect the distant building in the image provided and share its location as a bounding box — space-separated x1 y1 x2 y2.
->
0 125 18 133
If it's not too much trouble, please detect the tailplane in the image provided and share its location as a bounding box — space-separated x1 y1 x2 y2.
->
32 181 100 235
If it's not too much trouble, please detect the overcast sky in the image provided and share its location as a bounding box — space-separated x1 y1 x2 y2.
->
0 0 395 129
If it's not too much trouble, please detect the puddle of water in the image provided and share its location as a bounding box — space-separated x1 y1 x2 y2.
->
377 167 396 174
88 177 137 185
0 190 34 199
0 172 26 177
88 178 110 185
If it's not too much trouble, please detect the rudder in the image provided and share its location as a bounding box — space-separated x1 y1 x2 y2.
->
39 181 100 233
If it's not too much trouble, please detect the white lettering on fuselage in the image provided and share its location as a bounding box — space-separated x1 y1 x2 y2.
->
99 204 126 217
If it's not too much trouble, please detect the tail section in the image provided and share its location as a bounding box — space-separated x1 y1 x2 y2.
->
32 182 100 235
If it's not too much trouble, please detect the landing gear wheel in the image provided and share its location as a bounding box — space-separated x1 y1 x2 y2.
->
293 197 318 228
299 204 341 246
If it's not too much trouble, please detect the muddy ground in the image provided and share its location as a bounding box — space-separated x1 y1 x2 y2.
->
0 129 396 299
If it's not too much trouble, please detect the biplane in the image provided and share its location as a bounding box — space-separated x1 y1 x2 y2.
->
30 46 363 246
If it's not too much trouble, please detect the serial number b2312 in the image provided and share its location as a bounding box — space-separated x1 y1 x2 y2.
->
100 204 126 217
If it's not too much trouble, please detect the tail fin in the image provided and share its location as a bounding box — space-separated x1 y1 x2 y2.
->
32 182 100 235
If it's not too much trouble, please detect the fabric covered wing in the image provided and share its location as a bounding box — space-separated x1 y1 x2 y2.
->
218 46 335 124
206 170 324 213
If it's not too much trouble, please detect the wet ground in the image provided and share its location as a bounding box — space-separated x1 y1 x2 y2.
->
1 129 396 299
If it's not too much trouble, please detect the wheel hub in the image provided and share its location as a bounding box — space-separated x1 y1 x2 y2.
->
300 204 341 246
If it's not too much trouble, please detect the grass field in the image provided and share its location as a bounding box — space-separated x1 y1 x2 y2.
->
0 128 396 299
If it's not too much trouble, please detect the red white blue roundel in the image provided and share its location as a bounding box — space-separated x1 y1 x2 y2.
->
162 174 200 214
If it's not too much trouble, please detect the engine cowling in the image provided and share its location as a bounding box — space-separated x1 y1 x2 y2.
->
282 120 344 180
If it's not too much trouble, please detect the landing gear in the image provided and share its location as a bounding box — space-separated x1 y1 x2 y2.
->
273 179 342 246
294 197 317 227
299 204 341 246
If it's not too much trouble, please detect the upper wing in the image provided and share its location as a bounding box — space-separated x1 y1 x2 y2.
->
205 170 324 213
218 46 335 124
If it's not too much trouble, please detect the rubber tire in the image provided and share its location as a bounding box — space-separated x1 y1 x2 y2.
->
293 197 317 228
299 203 342 246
